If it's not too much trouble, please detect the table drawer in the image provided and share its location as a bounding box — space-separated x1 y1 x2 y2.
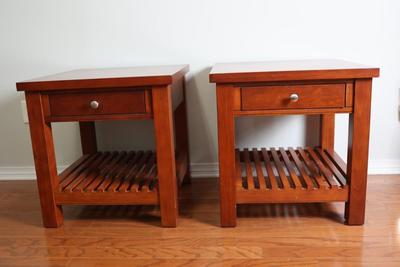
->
241 84 346 110
49 90 146 117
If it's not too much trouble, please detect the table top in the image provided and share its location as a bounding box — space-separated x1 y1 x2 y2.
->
209 59 379 83
17 64 189 91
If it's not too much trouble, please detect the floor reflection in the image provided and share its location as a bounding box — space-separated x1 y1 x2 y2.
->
237 202 345 223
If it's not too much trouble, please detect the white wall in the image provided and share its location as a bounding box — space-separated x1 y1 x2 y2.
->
0 0 399 176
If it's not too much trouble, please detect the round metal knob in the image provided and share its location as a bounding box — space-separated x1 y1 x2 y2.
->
89 100 99 109
289 93 299 102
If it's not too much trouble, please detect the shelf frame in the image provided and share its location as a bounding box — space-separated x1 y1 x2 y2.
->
235 147 348 204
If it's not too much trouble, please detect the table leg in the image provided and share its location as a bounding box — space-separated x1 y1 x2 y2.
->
79 122 97 154
174 79 191 184
152 85 178 227
320 114 335 152
216 84 237 227
25 92 63 227
345 79 372 225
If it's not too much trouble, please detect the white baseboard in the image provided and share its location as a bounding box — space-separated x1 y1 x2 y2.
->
0 166 68 180
190 160 400 176
0 160 399 180
190 163 219 178
367 160 400 175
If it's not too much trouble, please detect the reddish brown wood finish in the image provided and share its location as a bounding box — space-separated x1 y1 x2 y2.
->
55 151 159 204
210 59 379 83
152 85 179 227
79 122 97 154
18 65 190 228
320 114 335 152
16 65 189 91
49 90 146 117
216 84 237 227
210 60 378 227
173 77 191 184
25 92 63 227
345 79 373 225
46 113 153 123
236 148 348 203
241 83 346 110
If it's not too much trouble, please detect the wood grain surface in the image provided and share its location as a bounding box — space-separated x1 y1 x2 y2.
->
210 59 379 83
0 176 398 266
16 65 189 91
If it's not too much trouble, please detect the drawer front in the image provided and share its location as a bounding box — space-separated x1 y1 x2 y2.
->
49 90 146 117
241 84 346 110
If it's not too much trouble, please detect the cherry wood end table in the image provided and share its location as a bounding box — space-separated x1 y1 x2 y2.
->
17 65 190 228
209 60 379 227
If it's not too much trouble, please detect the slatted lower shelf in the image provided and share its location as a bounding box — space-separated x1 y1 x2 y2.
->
235 147 349 203
54 151 179 205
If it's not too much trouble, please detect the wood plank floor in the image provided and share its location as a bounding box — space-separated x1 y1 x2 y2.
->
0 175 399 266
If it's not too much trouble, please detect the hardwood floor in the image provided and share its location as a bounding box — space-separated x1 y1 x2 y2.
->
0 175 399 266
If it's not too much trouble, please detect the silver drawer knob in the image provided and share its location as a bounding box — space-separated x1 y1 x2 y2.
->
289 93 299 102
89 100 99 109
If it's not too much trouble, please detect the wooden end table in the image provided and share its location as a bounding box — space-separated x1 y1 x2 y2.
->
209 60 379 227
17 65 190 228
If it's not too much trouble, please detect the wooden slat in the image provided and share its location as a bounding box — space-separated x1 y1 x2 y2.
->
232 147 351 204
288 148 316 190
243 149 255 190
138 154 157 191
326 150 347 176
270 148 292 189
96 152 129 192
306 148 340 189
107 151 143 192
105 151 136 192
235 149 244 190
279 147 304 190
141 159 157 192
315 148 347 187
147 166 158 191
252 148 267 190
261 148 279 190
59 154 99 189
72 151 118 192
125 151 153 192
58 155 90 182
118 151 152 192
62 153 111 192
130 153 156 192
297 148 329 190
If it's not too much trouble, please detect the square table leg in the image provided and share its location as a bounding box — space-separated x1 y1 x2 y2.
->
216 84 237 227
152 85 179 227
25 92 63 227
174 79 191 184
320 114 335 152
345 79 373 225
79 122 97 154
